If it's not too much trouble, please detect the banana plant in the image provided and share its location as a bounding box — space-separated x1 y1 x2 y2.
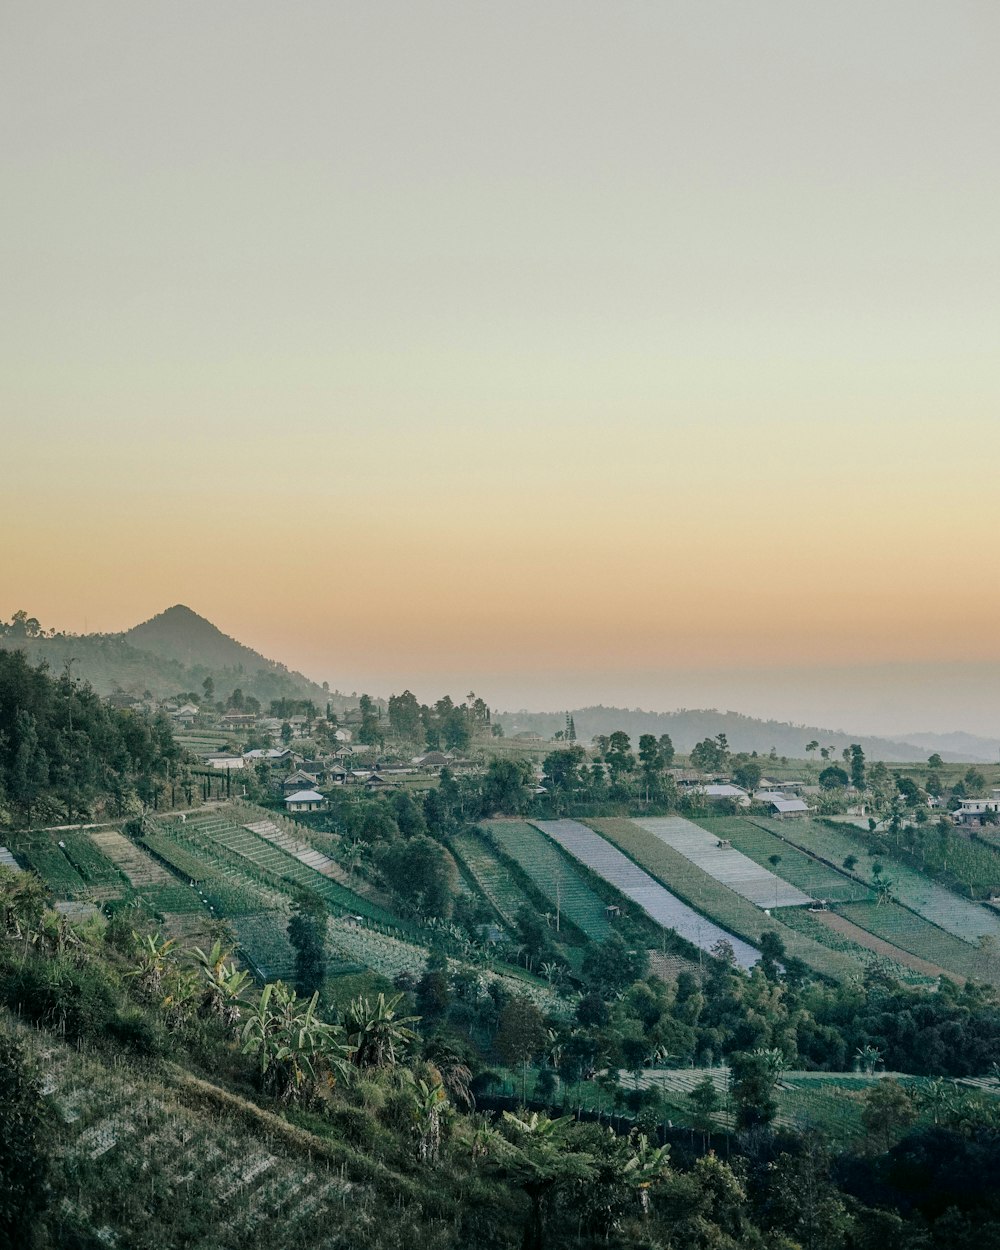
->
342 992 419 1070
241 981 350 1102
190 940 252 1028
128 932 177 999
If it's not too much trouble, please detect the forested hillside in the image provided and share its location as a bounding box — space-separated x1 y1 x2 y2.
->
0 650 184 826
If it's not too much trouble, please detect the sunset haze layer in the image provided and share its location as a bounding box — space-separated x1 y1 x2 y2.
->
3 3 999 733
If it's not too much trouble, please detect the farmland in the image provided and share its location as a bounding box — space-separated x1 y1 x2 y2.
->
5 1013 440 1249
748 816 1000 946
532 818 760 968
696 816 871 904
775 906 941 985
634 815 812 908
837 900 997 983
589 819 862 982
449 829 534 927
483 820 612 942
165 809 406 929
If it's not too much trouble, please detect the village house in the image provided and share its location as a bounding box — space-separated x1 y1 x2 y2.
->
954 798 1000 824
282 769 322 796
283 789 326 813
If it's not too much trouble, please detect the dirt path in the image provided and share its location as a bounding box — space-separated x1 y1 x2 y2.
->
814 911 962 983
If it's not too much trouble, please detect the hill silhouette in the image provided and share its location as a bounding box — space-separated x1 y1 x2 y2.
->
0 605 339 709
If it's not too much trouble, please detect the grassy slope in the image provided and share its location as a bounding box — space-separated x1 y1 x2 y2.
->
9 1013 517 1250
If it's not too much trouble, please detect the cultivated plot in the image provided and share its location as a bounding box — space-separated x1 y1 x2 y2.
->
532 819 759 968
485 820 612 942
754 817 1000 946
697 816 869 904
635 816 812 909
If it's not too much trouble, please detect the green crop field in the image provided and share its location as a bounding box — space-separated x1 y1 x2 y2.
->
60 835 129 892
696 816 870 903
175 812 407 929
774 906 936 986
836 900 995 982
450 829 535 927
142 832 222 882
7 834 89 896
588 819 861 981
750 817 1000 946
484 820 612 941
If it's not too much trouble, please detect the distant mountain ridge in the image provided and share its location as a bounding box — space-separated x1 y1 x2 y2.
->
496 705 986 763
0 605 341 710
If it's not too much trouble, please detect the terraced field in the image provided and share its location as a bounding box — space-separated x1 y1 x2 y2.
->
752 817 1000 946
450 829 534 926
635 816 812 908
8 836 88 895
174 812 405 928
90 830 175 886
697 816 870 904
589 819 861 982
532 819 760 968
484 821 612 941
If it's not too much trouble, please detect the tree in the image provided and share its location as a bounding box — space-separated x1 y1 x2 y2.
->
581 934 649 996
965 767 987 795
201 675 214 701
729 1049 779 1130
927 753 944 770
495 1112 597 1250
658 733 676 767
733 761 762 796
358 694 379 745
819 765 849 790
861 1079 917 1151
387 689 422 741
382 835 457 919
480 757 534 816
287 889 328 998
849 744 866 790
638 734 665 804
495 997 548 1074
688 1074 721 1149
541 745 586 812
605 731 635 785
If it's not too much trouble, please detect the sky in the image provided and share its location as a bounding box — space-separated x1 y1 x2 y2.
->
2 3 999 735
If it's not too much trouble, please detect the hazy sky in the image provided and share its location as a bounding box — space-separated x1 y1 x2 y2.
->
3 3 999 733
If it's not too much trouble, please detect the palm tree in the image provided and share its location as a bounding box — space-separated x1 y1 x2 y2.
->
497 1111 596 1250
342 992 419 1070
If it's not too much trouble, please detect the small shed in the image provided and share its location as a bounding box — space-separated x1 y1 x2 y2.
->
766 797 809 818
